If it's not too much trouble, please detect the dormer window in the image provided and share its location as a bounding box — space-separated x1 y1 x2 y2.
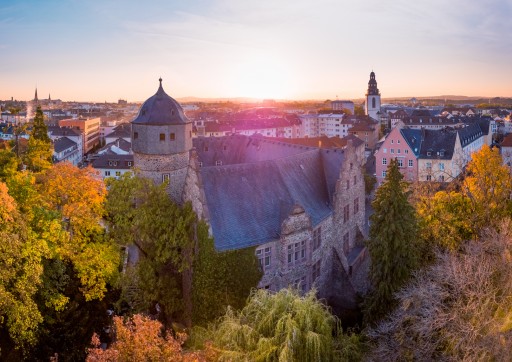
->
427 151 431 156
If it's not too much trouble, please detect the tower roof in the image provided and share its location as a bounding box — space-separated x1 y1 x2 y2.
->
132 78 190 125
366 71 380 96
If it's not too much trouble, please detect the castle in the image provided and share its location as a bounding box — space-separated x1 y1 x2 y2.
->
131 78 369 308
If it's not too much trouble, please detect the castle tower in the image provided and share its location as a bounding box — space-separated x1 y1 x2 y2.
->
131 78 193 204
365 71 381 120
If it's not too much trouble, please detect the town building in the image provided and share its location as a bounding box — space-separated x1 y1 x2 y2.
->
130 79 369 305
91 154 134 180
58 117 100 154
331 100 355 114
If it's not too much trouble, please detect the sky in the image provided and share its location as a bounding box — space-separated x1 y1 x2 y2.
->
1 0 511 102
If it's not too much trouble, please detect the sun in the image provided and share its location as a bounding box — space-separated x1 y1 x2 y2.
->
231 54 293 99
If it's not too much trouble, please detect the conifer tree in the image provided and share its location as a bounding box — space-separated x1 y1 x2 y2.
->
365 158 420 322
24 106 52 171
31 106 51 143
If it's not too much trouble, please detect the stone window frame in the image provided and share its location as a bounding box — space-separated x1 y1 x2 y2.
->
170 133 175 141
343 205 350 223
287 240 306 265
343 232 350 254
312 260 321 282
159 133 165 141
312 227 322 251
162 174 170 183
133 132 138 139
256 246 272 271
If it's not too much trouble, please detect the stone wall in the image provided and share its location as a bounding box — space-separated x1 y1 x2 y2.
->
132 123 192 155
134 151 190 204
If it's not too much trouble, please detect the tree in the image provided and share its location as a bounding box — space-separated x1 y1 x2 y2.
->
0 182 48 348
106 173 261 328
87 314 208 362
366 220 512 361
416 190 474 251
462 144 512 228
365 158 420 322
201 288 362 362
37 163 118 302
191 221 261 326
24 106 52 172
31 106 51 143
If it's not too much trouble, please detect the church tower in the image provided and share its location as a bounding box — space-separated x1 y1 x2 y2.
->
131 78 193 204
365 71 381 120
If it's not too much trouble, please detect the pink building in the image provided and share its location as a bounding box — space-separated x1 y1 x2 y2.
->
375 126 421 184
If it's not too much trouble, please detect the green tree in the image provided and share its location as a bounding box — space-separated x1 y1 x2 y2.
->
192 221 261 326
106 173 261 328
365 158 420 322
201 288 362 362
106 174 195 325
24 106 52 172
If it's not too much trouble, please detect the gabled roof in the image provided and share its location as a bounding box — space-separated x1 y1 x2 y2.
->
105 123 131 139
400 128 423 157
457 123 483 147
98 138 132 155
48 125 81 137
91 154 134 169
53 137 77 153
195 134 347 251
419 129 457 160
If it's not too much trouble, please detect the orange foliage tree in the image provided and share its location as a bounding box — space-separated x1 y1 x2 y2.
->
87 314 211 362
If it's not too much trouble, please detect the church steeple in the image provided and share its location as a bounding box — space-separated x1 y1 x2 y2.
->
34 87 38 102
365 71 381 120
366 71 380 96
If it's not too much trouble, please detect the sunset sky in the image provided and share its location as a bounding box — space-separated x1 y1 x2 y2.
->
1 0 511 102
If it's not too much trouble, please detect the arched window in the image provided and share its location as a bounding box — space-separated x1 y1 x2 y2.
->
372 97 376 108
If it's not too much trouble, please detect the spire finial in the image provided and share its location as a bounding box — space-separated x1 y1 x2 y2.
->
159 77 162 87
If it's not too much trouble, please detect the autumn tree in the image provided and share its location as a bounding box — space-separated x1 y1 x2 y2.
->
24 107 53 172
200 288 363 362
0 182 48 348
37 163 119 301
87 314 208 362
416 191 474 251
462 144 512 228
365 158 421 322
366 220 512 361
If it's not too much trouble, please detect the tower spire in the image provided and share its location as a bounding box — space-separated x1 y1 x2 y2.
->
34 87 38 102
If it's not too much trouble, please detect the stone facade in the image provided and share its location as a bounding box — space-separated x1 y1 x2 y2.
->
133 80 369 306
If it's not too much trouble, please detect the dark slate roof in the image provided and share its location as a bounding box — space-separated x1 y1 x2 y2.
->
132 79 190 125
419 129 457 160
201 151 337 251
196 135 346 251
400 128 423 156
91 154 134 169
457 123 483 148
105 123 131 139
53 137 77 153
272 134 364 149
462 116 492 135
194 135 316 167
48 126 81 137
98 138 132 155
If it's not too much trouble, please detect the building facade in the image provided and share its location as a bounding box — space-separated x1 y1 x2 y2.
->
131 79 369 303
